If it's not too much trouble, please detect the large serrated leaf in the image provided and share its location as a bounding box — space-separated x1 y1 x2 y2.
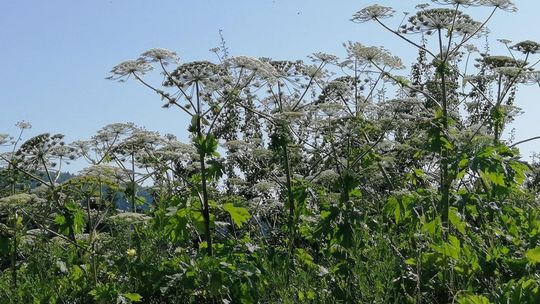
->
223 203 250 228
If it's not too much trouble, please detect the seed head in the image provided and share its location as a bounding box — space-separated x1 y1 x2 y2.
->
510 40 540 54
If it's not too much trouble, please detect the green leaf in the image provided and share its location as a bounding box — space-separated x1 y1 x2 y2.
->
525 247 540 264
194 134 219 156
422 217 442 237
295 248 316 268
449 207 466 234
121 293 143 302
384 196 401 224
456 294 491 304
223 203 250 228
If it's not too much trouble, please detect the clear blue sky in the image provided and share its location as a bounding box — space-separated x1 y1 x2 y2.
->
1 0 539 162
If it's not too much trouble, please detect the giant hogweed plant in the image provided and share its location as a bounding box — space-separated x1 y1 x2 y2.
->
1 0 540 303
352 0 540 302
108 50 278 257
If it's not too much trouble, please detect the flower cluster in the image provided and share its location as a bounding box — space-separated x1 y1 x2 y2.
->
351 5 395 23
265 60 307 78
225 56 278 80
401 8 483 36
15 133 65 168
432 0 482 6
510 40 540 55
0 193 45 210
108 59 153 81
93 123 138 144
108 212 152 225
480 0 517 12
113 130 162 158
165 61 228 88
16 121 32 130
79 164 130 185
139 48 179 64
0 134 10 145
316 76 357 105
480 55 525 69
345 42 404 69
310 52 338 63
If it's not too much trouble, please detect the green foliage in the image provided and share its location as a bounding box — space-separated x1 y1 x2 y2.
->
223 203 250 228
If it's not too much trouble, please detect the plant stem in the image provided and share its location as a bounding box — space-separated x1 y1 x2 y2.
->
196 81 213 256
11 212 17 289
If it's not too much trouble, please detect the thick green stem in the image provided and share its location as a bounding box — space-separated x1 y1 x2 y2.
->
11 212 17 289
131 152 137 213
282 127 296 285
86 197 98 285
195 82 213 256
199 151 212 256
438 29 451 232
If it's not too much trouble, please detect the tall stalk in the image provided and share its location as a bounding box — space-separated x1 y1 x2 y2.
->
437 28 451 231
10 211 17 289
131 151 136 213
195 81 213 256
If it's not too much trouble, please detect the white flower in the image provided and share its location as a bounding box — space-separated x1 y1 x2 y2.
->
225 56 278 80
523 71 540 86
252 181 276 193
480 0 517 12
432 0 481 6
16 121 32 130
0 134 10 145
497 39 512 45
139 48 179 64
108 59 153 80
494 67 524 78
310 52 338 63
165 61 228 88
402 8 484 37
109 212 151 224
511 40 540 54
0 193 45 210
314 169 340 185
351 5 395 23
80 164 129 184
345 42 404 69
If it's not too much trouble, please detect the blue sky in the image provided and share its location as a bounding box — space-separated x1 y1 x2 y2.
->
1 0 539 163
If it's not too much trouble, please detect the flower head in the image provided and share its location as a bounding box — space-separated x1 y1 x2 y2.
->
139 48 179 64
126 248 137 257
401 8 484 37
0 134 10 145
15 133 65 169
0 193 45 210
16 121 32 130
310 52 338 63
345 42 404 69
267 60 307 78
510 40 540 54
108 59 153 81
497 38 512 45
80 164 129 184
523 70 540 85
165 61 228 88
480 0 517 12
225 56 278 80
109 212 151 225
432 0 481 6
351 5 395 23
